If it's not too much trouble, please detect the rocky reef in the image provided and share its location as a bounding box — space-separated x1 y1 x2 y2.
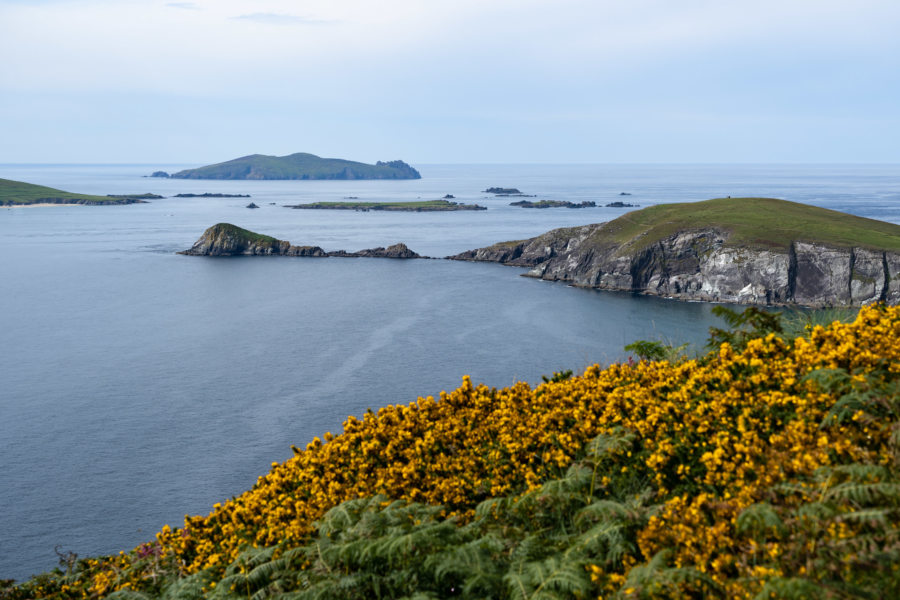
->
179 223 423 259
510 200 596 209
450 198 900 308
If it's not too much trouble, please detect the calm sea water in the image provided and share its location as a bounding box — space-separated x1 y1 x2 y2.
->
1 163 898 581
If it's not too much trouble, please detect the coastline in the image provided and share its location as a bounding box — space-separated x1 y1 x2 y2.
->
3 203 84 208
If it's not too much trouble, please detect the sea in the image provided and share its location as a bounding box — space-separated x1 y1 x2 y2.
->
2 163 899 582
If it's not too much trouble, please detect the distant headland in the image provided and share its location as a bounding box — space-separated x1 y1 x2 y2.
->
164 153 422 180
0 178 151 206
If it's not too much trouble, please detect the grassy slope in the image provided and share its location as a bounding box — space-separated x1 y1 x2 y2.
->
0 178 141 205
209 223 279 243
590 197 900 253
171 153 420 180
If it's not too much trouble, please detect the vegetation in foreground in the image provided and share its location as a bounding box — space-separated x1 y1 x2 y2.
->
0 178 151 206
4 305 900 599
286 199 486 211
586 197 900 253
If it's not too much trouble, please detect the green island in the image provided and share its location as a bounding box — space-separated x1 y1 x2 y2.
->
286 199 486 211
0 178 153 206
170 153 421 180
5 305 900 598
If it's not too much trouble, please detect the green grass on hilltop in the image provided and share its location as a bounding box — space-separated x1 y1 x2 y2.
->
0 178 144 205
593 197 900 253
208 223 279 243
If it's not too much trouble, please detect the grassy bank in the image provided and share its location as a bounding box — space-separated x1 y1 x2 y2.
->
592 197 900 252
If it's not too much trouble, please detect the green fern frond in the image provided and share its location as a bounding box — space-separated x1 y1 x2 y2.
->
736 502 785 538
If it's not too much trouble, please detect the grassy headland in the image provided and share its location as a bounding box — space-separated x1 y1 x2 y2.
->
593 197 900 253
0 178 151 206
6 304 900 598
171 153 421 180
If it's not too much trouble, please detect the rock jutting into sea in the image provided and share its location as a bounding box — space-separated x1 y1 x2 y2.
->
510 200 596 209
178 223 425 259
449 197 900 308
285 200 485 211
174 193 251 198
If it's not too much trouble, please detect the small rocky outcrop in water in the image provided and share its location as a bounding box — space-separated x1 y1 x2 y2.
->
179 223 423 259
450 197 900 308
246 202 259 209
329 243 421 259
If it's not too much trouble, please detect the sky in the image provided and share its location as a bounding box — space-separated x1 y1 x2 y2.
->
1 0 899 164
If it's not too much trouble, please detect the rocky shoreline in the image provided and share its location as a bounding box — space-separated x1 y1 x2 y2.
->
178 223 425 258
450 224 900 308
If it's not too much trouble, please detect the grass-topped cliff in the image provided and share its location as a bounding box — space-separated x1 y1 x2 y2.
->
6 305 900 599
0 178 150 206
453 198 900 307
171 153 421 180
592 197 900 253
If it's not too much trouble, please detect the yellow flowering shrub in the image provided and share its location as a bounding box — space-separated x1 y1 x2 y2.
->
5 304 900 599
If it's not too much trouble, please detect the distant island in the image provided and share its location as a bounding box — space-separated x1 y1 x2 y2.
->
179 223 424 258
484 187 535 197
510 200 596 209
451 197 900 308
174 193 250 198
285 200 486 211
0 178 151 206
605 201 639 208
168 153 421 180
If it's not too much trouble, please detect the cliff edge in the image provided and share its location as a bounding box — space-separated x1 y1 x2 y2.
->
450 197 900 307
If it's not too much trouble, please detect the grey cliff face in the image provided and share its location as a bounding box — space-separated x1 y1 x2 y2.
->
451 227 900 308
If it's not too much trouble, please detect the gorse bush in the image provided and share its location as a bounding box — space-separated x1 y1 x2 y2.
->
5 305 900 599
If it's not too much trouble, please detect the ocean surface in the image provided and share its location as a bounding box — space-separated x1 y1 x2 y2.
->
2 163 899 581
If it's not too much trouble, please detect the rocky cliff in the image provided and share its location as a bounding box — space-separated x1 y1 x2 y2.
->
179 223 423 259
451 198 900 308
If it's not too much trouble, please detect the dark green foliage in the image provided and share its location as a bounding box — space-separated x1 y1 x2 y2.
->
707 305 783 351
624 340 668 362
541 370 573 384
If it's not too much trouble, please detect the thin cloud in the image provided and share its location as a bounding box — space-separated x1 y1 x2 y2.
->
166 2 200 9
232 12 335 26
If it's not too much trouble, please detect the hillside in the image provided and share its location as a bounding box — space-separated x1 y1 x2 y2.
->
5 305 900 599
452 197 900 307
170 153 421 180
0 178 150 205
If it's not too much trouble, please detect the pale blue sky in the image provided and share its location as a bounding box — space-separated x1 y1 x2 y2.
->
1 0 899 164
